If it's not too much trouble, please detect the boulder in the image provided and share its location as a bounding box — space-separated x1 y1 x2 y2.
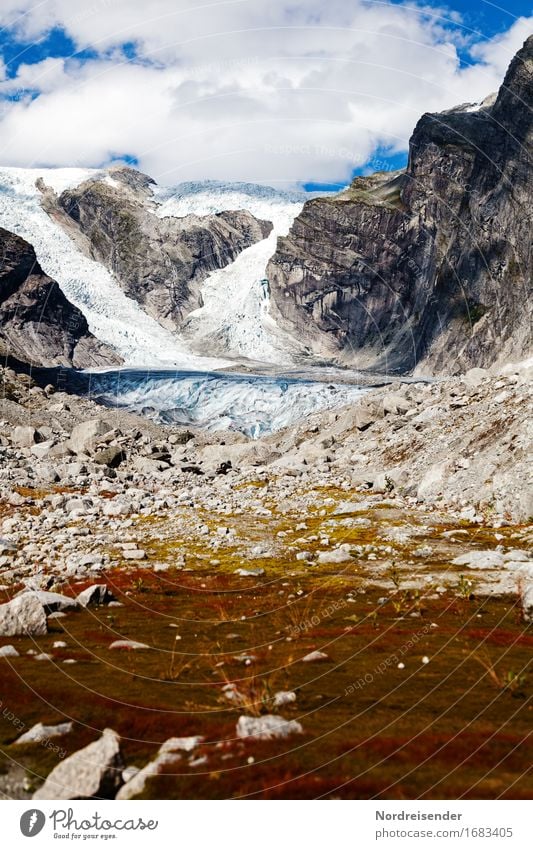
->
93 447 126 468
17 590 79 614
116 736 203 800
31 440 73 460
122 549 146 561
76 585 115 608
462 367 489 387
68 419 112 455
382 393 410 415
0 594 47 637
317 548 352 564
451 551 505 569
12 426 40 447
102 499 131 517
33 728 124 800
0 644 19 657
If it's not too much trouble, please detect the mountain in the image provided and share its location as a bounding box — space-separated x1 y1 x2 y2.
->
266 35 533 374
0 38 530 375
47 166 274 331
0 168 306 368
0 226 120 368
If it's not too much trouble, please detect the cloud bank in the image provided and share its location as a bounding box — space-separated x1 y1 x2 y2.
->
0 1 530 186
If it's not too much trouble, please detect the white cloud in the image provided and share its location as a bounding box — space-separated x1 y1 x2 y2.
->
0 2 530 186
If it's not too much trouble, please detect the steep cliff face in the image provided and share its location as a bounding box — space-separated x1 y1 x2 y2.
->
0 227 121 368
47 167 273 331
267 36 532 374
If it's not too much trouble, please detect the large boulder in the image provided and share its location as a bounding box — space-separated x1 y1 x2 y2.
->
12 426 41 447
17 590 79 614
68 419 112 455
33 728 124 799
0 594 47 637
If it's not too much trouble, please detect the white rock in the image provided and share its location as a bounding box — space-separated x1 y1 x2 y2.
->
14 721 73 745
236 714 303 741
272 691 297 707
451 550 505 569
68 419 112 454
317 548 352 564
109 640 150 650
122 549 146 560
0 644 19 657
33 728 123 800
0 594 47 637
301 650 329 663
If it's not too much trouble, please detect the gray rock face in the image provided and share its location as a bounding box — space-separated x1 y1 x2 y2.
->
0 594 48 637
267 36 533 374
0 227 121 369
51 166 273 330
33 728 124 800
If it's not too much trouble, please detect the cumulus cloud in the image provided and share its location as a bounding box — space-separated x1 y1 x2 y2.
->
0 1 530 186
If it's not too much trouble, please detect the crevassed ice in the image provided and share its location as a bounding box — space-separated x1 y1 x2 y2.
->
87 369 366 438
0 167 230 369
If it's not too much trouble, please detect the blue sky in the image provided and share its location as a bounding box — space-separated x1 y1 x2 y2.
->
0 0 530 188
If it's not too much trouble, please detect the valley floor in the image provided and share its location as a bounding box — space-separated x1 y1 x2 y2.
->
0 360 531 799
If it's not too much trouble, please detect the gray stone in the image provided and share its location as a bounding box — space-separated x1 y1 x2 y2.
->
93 446 126 468
33 728 123 800
317 548 352 564
77 585 115 608
0 644 19 657
234 567 265 577
68 419 113 455
451 551 505 569
17 590 79 614
0 594 47 637
12 426 40 447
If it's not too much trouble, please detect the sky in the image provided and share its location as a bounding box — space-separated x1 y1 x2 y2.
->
0 0 531 190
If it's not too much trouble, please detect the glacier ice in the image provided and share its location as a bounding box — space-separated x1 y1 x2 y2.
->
79 368 366 438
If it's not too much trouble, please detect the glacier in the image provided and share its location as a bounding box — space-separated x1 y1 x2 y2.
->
0 167 367 435
153 180 309 364
0 166 230 370
71 368 366 438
